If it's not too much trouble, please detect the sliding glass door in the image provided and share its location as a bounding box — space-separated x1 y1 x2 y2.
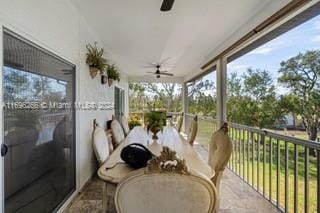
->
2 31 75 212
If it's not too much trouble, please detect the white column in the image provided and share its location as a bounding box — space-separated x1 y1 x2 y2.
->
216 57 227 127
182 82 188 132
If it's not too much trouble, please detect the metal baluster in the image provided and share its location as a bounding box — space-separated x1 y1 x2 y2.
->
285 141 288 212
239 128 242 177
305 147 309 213
317 149 320 213
252 132 255 187
236 128 239 175
247 130 250 183
232 127 235 171
257 134 260 192
243 129 245 180
262 135 266 196
269 137 272 202
277 139 280 208
294 144 298 213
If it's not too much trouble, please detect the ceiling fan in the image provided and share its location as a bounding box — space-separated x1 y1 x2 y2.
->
160 0 175 11
146 64 174 79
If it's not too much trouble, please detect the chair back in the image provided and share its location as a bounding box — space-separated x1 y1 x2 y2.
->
187 115 198 145
111 118 125 147
176 112 184 132
208 123 232 192
115 147 218 213
121 116 130 136
92 120 110 165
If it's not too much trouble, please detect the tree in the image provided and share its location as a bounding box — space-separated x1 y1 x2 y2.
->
278 50 320 142
187 78 216 117
129 82 182 113
227 69 284 128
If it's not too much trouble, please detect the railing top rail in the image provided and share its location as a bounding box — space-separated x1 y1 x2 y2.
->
229 122 320 150
185 113 218 121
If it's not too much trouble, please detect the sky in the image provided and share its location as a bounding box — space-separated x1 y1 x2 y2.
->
227 14 320 94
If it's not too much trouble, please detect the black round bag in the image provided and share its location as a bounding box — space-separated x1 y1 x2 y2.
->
120 143 153 169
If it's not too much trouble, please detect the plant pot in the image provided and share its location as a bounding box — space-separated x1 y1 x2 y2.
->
89 67 99 79
101 75 108 84
108 79 113 87
150 128 160 140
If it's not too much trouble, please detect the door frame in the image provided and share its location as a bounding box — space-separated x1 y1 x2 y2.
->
0 24 79 212
0 22 4 213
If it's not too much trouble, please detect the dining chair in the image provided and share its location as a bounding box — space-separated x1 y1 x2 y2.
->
208 122 233 210
187 115 198 145
121 115 130 136
175 112 184 132
115 146 218 213
111 117 125 147
92 119 110 165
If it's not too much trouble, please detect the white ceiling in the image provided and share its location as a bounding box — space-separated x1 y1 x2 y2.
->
71 0 286 80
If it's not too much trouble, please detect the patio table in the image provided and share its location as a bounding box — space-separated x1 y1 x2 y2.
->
98 126 214 182
97 126 214 212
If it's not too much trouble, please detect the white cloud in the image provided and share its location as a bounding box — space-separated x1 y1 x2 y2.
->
228 64 250 70
248 47 273 55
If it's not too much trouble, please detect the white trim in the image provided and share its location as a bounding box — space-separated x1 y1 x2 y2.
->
184 61 217 83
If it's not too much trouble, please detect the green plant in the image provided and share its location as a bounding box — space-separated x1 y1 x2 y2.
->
86 42 108 76
106 64 120 81
144 111 166 139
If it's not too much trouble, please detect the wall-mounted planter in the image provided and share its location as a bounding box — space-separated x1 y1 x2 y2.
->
89 67 99 79
101 75 108 84
108 79 113 87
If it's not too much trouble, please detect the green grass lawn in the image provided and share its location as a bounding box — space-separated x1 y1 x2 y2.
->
195 119 319 213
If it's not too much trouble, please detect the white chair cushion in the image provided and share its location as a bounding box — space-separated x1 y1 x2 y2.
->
115 170 217 213
92 127 110 165
111 119 125 145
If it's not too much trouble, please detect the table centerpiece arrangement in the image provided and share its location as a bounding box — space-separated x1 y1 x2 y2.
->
144 111 166 141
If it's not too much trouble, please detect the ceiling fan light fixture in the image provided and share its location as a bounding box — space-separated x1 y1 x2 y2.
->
160 0 175 12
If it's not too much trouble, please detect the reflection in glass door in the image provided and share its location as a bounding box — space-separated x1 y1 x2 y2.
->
3 32 75 212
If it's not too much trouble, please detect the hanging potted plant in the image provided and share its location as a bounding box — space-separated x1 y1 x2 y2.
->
86 42 108 79
106 64 120 86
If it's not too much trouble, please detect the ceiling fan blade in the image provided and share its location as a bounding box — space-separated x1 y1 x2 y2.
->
146 71 156 74
160 0 175 11
160 73 174 76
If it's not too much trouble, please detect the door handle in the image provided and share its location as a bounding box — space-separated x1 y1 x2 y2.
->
1 143 8 157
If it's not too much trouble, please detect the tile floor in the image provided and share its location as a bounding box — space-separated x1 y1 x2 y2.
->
65 144 280 213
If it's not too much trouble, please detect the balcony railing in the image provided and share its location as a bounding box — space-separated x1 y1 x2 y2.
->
228 122 320 213
185 113 320 213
